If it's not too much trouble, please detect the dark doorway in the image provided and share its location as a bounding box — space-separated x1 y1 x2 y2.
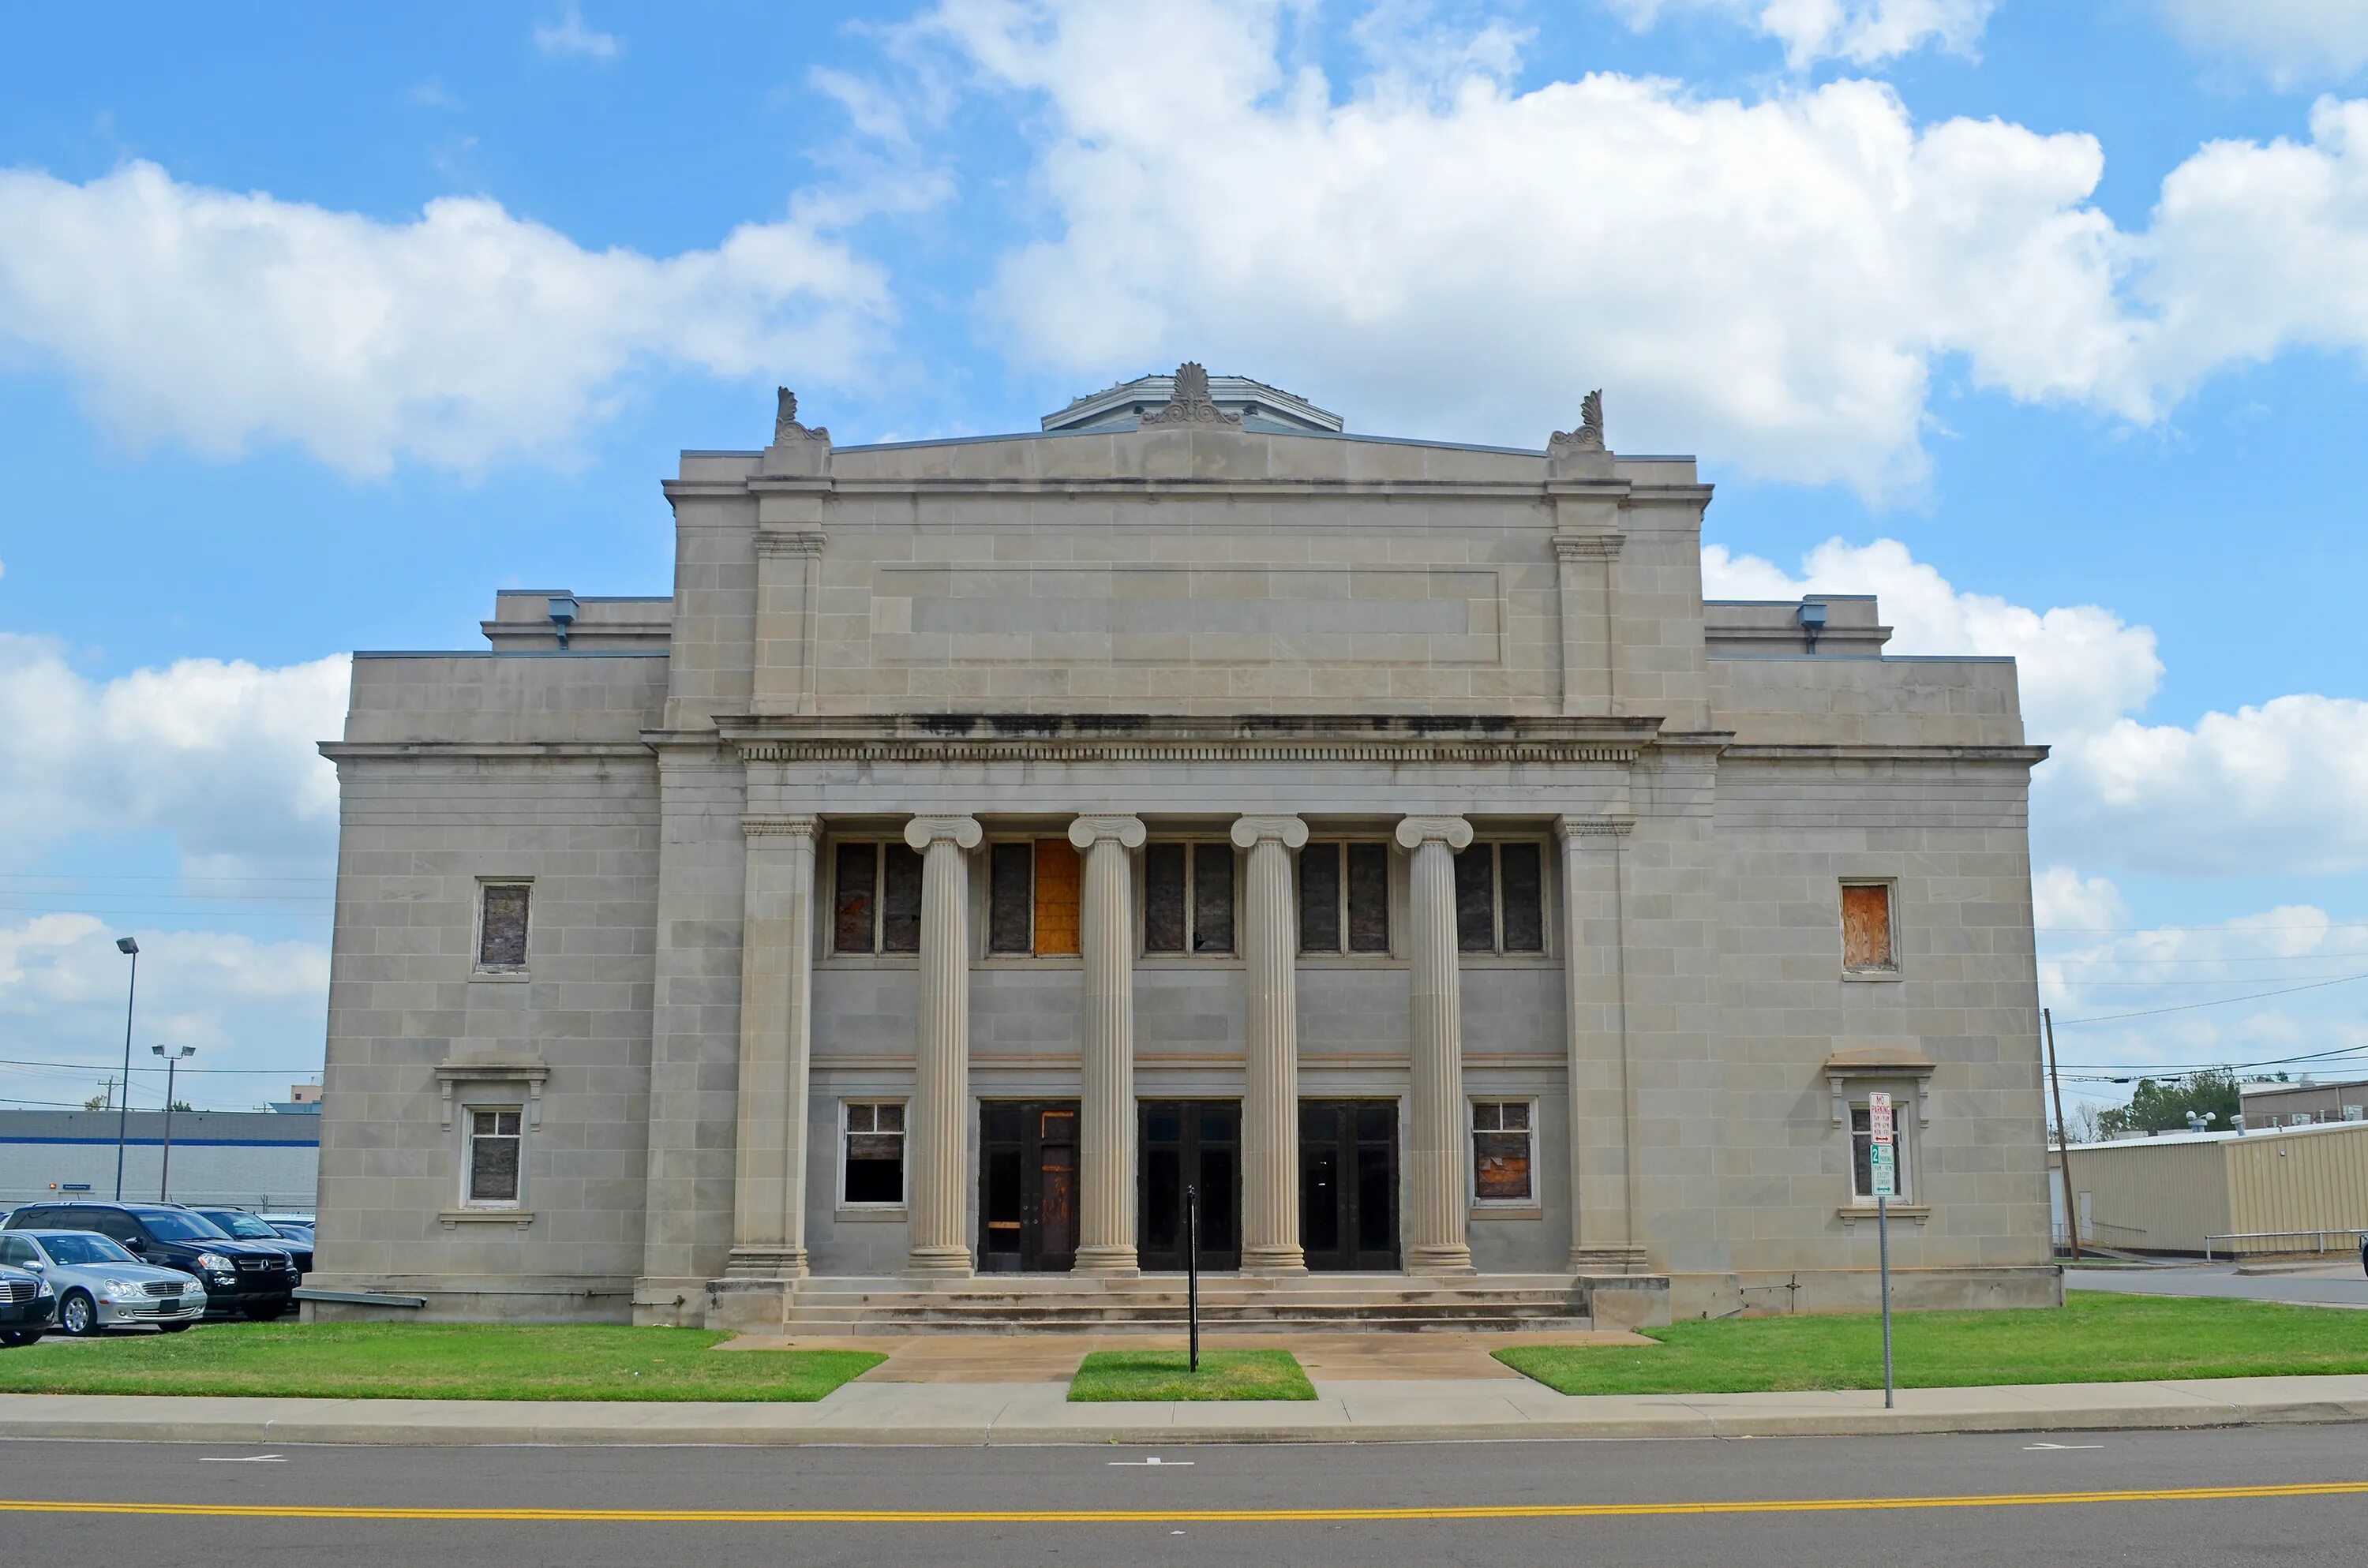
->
980 1101 1080 1272
1139 1100 1242 1271
1299 1099 1400 1270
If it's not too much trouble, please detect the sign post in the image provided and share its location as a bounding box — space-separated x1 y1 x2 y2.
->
1186 1182 1201 1374
1869 1091 1895 1409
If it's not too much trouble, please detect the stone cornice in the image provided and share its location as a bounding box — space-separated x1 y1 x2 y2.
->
1721 744 2051 764
743 814 821 840
1552 532 1626 561
320 741 655 762
721 713 1661 767
1554 814 1636 840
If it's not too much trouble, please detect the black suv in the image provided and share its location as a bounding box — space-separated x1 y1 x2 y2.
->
190 1208 311 1277
2 1203 297 1320
0 1260 55 1345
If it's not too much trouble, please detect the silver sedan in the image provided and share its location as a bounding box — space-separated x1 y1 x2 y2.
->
0 1230 206 1336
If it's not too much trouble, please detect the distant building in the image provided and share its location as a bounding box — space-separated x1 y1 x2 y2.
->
2049 1119 2368 1256
0 1110 319 1211
2240 1077 2368 1130
270 1081 324 1116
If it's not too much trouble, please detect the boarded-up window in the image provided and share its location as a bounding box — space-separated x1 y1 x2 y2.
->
842 1101 905 1205
988 842 1035 954
1300 842 1392 955
466 1109 522 1204
1472 1099 1533 1203
478 884 530 970
1143 840 1233 954
1033 839 1081 956
1842 883 1896 971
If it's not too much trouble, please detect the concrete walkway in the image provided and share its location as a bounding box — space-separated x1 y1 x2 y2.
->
4 1371 2366 1448
718 1329 1651 1383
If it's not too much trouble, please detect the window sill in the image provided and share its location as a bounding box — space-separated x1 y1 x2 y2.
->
440 1209 534 1229
1471 1204 1543 1222
1837 1203 1929 1224
1841 969 1904 984
834 1206 909 1224
822 953 920 969
468 970 532 984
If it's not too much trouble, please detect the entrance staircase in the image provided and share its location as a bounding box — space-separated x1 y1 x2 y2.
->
759 1273 1617 1334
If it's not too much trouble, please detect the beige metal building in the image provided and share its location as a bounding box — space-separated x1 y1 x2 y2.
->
2239 1077 2368 1130
2051 1121 2368 1256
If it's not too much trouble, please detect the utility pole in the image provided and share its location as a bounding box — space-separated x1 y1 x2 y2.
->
113 936 140 1201
96 1076 117 1113
2044 1007 2081 1262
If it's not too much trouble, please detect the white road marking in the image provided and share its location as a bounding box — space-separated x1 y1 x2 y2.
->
2024 1443 2104 1451
1110 1457 1194 1466
197 1454 286 1463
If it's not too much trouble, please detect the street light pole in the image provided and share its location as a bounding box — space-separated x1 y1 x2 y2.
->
154 1044 194 1201
112 937 139 1201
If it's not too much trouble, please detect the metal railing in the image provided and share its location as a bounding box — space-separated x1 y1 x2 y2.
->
2203 1229 2368 1263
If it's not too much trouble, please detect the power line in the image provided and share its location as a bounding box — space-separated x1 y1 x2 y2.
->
0 1056 320 1076
2058 1041 2368 1074
2048 971 2368 1026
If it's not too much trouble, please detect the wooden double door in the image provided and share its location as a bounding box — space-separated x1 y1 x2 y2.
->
979 1101 1079 1273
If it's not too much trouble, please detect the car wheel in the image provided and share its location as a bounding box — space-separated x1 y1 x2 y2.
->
0 1330 40 1347
57 1289 101 1338
242 1300 284 1323
158 1322 193 1334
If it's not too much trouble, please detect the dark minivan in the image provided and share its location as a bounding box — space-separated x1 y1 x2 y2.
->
2 1203 297 1320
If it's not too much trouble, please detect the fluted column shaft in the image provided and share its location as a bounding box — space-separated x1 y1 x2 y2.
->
904 815 982 1277
1070 814 1148 1274
729 815 818 1277
1398 814 1475 1274
1232 814 1310 1274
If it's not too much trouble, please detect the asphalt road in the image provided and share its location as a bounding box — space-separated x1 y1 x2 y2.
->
2067 1263 2368 1308
2 1424 2365 1566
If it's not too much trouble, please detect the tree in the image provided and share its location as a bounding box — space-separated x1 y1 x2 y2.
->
2099 1068 2241 1136
167 1100 193 1113
81 1093 109 1110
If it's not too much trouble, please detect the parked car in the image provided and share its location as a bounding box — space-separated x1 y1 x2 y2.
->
1 1203 297 1321
189 1208 310 1276
264 1221 315 1249
0 1230 205 1337
0 1259 55 1345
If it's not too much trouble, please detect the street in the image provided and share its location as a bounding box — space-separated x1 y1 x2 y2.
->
2 1424 2364 1566
2068 1263 2368 1308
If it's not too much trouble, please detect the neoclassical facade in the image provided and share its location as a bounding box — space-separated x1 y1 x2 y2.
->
307 369 2058 1327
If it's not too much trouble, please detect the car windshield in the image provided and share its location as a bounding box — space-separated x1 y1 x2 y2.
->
200 1212 280 1240
137 1211 230 1241
39 1233 136 1266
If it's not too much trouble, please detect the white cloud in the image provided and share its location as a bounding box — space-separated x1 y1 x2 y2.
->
2032 866 2131 934
916 2 2368 498
0 161 892 474
1607 0 1997 68
0 634 347 878
533 3 622 63
2152 0 2368 88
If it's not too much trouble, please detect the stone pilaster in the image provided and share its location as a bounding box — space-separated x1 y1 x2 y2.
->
750 528 825 716
1556 814 1649 1274
728 814 819 1278
1396 814 1475 1274
1069 814 1148 1275
902 814 982 1277
1231 814 1310 1274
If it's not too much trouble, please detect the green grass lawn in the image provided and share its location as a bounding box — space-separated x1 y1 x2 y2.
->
0 1323 882 1402
1499 1293 2368 1396
1070 1348 1317 1401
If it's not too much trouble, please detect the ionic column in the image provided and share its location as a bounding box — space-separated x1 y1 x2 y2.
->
1231 814 1310 1274
1396 814 1475 1274
1070 814 1148 1275
729 814 819 1277
903 815 982 1277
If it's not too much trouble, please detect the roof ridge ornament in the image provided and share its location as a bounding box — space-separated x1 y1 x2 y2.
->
761 385 834 477
1140 361 1242 428
774 386 830 446
1549 389 1606 458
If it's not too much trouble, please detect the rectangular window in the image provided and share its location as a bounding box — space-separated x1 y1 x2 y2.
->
1455 844 1547 955
1299 842 1391 954
987 840 1084 956
1842 882 1896 972
466 1109 523 1206
477 882 530 970
1471 1099 1534 1203
841 1101 906 1206
1144 840 1235 954
1849 1105 1910 1203
832 842 924 955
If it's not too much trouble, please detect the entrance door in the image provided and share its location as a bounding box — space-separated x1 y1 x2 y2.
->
1138 1100 1242 1270
1299 1099 1400 1270
980 1101 1080 1272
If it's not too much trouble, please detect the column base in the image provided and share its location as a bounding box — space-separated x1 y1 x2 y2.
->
1239 1244 1307 1275
1406 1243 1475 1275
724 1244 810 1279
1570 1244 1651 1274
1072 1245 1141 1276
904 1246 974 1278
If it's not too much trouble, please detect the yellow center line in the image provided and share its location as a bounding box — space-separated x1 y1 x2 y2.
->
2 1480 2366 1524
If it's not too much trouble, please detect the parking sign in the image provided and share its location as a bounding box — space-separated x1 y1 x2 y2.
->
1869 1091 1893 1141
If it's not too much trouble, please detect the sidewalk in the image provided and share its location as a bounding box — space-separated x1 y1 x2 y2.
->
6 1371 2367 1448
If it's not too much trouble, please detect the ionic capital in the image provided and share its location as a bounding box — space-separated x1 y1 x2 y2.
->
1553 814 1635 844
1067 814 1148 851
902 814 984 851
1553 531 1625 562
1229 814 1309 851
1393 814 1473 851
755 529 827 559
743 814 821 841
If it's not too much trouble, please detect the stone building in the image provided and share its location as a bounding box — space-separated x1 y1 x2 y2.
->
306 367 2058 1327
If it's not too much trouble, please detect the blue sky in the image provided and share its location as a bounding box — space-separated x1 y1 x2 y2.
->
2 0 2365 1117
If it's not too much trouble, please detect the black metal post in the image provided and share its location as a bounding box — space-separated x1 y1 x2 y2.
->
1879 1189 1894 1409
1186 1181 1201 1374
